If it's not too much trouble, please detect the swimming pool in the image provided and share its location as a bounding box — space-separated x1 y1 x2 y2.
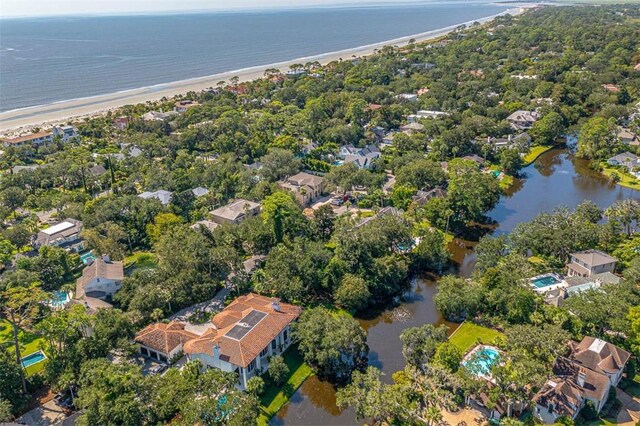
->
21 350 47 368
80 251 97 264
462 345 500 378
47 290 71 310
530 273 562 290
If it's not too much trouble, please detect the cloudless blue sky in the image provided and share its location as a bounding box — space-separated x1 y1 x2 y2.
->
2 0 439 18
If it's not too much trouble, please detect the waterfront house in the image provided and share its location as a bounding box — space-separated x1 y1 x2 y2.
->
75 256 124 302
135 321 198 363
566 249 617 277
462 154 486 167
35 219 84 252
174 100 200 113
210 199 261 225
183 293 302 389
607 152 639 169
278 172 324 206
506 110 541 130
138 190 173 205
533 337 630 423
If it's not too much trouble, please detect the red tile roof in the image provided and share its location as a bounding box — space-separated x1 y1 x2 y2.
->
183 293 301 367
135 321 198 354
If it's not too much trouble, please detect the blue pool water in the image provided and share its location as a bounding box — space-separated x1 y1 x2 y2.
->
21 350 46 368
463 346 500 377
531 275 560 289
80 252 96 264
48 290 70 308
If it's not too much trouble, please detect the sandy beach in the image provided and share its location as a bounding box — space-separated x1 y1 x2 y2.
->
0 6 529 133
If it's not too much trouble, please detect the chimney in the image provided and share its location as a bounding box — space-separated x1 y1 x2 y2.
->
577 370 586 388
271 299 281 312
213 344 220 360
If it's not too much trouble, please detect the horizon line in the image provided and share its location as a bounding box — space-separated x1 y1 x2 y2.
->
0 0 493 20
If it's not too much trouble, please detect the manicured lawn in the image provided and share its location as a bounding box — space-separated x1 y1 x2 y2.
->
600 165 640 191
0 319 47 376
623 373 640 398
257 346 314 426
448 322 504 354
523 145 554 165
124 251 156 271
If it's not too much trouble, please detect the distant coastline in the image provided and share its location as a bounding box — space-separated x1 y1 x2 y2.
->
0 5 531 133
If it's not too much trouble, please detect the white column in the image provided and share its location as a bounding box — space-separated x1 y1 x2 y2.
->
242 367 248 389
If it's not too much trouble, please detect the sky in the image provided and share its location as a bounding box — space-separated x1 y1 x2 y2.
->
1 0 436 18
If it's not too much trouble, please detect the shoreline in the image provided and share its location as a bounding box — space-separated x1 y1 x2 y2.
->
0 5 531 133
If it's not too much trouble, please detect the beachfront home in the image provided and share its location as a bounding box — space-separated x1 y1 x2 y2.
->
138 190 173 205
35 219 84 251
533 337 630 423
506 110 541 130
2 131 53 147
52 125 79 141
174 100 200 113
340 144 380 169
183 293 302 389
278 172 324 206
75 256 124 302
135 321 198 363
566 250 617 277
210 199 261 225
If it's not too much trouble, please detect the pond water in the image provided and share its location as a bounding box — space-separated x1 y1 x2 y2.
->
272 148 640 426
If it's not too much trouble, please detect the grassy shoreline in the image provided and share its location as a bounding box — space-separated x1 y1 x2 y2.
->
523 144 555 166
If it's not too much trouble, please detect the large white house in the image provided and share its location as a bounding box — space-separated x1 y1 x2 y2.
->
75 256 124 302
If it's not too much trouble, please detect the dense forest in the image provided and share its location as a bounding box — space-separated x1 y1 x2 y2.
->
1 4 639 425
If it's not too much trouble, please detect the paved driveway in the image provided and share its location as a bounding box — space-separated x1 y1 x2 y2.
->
15 399 71 426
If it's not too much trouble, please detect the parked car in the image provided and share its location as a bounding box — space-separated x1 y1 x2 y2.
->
150 364 168 376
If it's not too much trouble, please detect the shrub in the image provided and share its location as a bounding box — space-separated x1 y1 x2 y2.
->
268 355 289 386
246 376 265 396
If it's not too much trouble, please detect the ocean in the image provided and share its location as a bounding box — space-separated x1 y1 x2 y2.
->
0 1 508 113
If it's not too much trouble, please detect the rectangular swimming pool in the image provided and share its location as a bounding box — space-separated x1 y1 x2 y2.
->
80 251 96 264
531 274 560 289
21 350 47 368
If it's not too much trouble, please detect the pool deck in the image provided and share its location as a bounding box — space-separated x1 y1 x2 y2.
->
461 344 501 382
529 273 566 293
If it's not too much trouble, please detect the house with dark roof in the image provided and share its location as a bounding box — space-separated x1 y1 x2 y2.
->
182 293 302 389
339 144 381 169
135 321 199 363
566 250 617 277
412 187 446 207
533 337 630 423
